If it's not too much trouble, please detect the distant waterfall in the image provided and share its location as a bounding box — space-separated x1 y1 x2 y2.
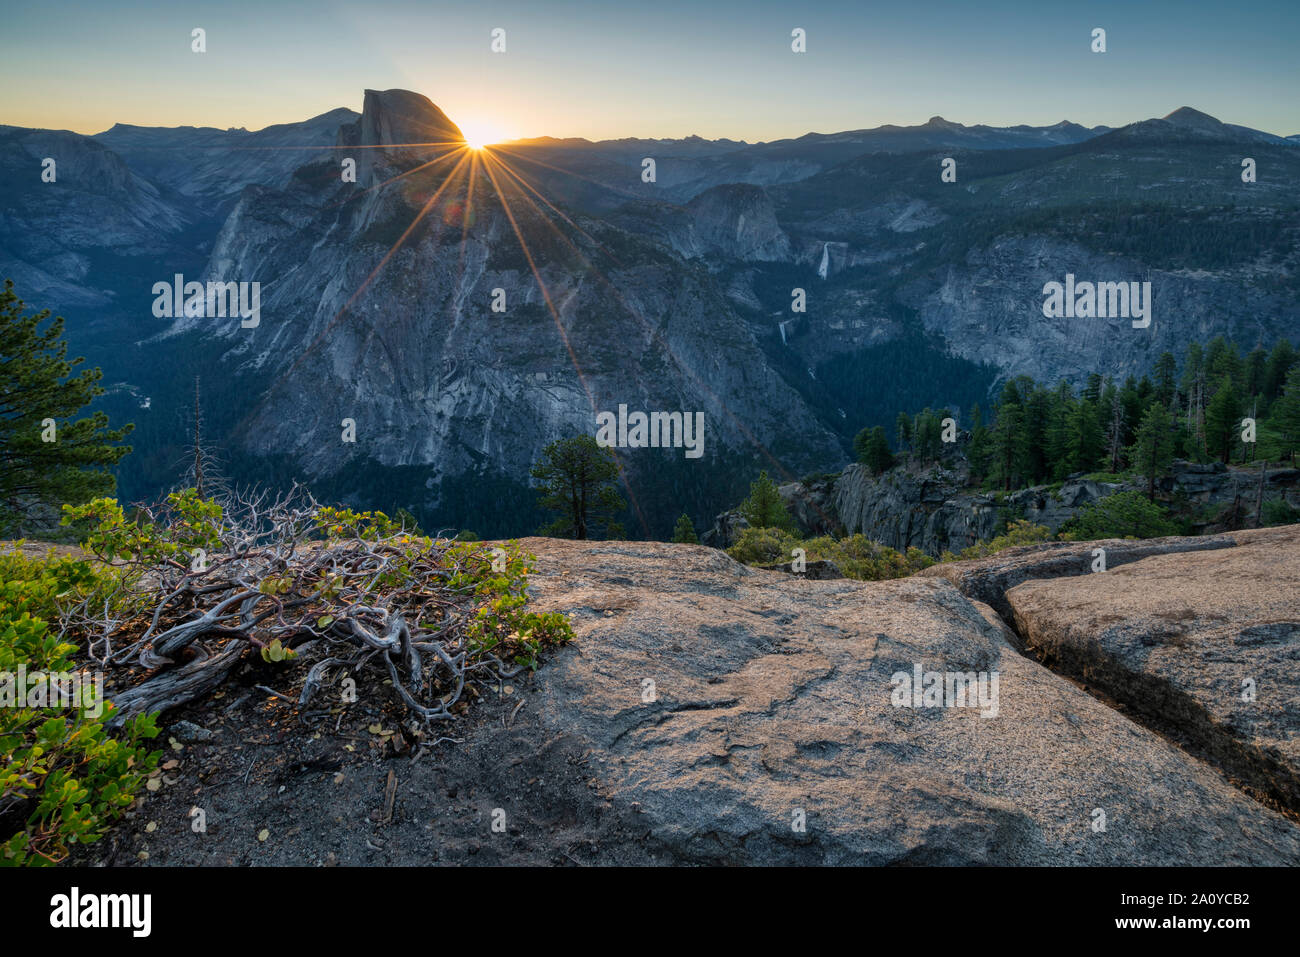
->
817 242 830 279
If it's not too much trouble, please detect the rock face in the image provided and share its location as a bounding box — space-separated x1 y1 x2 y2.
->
517 536 1300 864
822 460 1299 557
683 184 792 261
1005 524 1300 815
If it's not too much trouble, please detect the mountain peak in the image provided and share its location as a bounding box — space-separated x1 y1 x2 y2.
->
358 89 463 152
924 115 963 130
1161 106 1224 130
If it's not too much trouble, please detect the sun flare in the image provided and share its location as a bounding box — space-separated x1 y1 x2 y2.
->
458 118 509 151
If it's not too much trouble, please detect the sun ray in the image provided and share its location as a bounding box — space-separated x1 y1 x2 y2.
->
489 145 647 202
322 144 470 211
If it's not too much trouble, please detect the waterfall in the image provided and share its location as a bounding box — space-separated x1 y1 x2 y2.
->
817 241 830 279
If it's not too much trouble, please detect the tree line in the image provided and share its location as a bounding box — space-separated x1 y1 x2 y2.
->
855 336 1300 499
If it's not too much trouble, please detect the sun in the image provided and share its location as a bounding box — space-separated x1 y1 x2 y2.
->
458 119 509 152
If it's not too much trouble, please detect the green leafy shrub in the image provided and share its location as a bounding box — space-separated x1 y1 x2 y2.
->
0 549 159 866
945 519 1054 561
1060 490 1179 541
818 534 934 580
445 540 574 671
727 526 800 566
728 529 933 581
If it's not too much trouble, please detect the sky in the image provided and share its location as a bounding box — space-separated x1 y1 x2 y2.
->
2 0 1298 143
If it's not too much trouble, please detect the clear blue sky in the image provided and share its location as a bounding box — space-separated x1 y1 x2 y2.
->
3 0 1297 141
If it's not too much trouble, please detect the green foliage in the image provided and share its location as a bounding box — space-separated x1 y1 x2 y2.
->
62 489 223 567
1129 402 1176 500
313 504 403 541
530 436 625 540
950 335 1297 491
1205 376 1243 463
1060 490 1179 541
0 281 133 534
1274 366 1300 463
726 526 800 566
944 519 1054 561
726 528 933 581
445 540 575 671
671 513 699 544
0 549 159 866
853 425 894 475
737 471 796 532
392 507 428 537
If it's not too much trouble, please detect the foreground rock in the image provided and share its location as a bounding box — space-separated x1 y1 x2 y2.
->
1006 524 1300 816
920 533 1237 622
519 537 1300 864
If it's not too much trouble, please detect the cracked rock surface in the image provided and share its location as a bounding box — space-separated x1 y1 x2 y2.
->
520 536 1300 865
1006 524 1300 816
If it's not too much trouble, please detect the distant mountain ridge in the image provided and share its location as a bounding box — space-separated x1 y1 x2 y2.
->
3 94 1297 535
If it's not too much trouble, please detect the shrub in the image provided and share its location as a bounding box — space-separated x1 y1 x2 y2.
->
1060 490 1179 541
61 490 575 723
949 519 1054 560
727 529 934 581
727 526 799 566
0 549 159 866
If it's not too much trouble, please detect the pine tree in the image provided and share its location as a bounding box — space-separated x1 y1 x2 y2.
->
1044 384 1074 481
1083 372 1103 405
1206 336 1242 387
1129 402 1175 501
671 513 699 544
894 412 912 456
1152 351 1177 408
1101 382 1125 472
1244 347 1269 400
0 280 133 532
1263 339 1296 404
531 435 626 540
967 403 989 480
1068 398 1105 474
1181 342 1206 453
1205 376 1243 464
738 470 796 531
989 386 1027 490
858 426 894 475
1273 366 1300 466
